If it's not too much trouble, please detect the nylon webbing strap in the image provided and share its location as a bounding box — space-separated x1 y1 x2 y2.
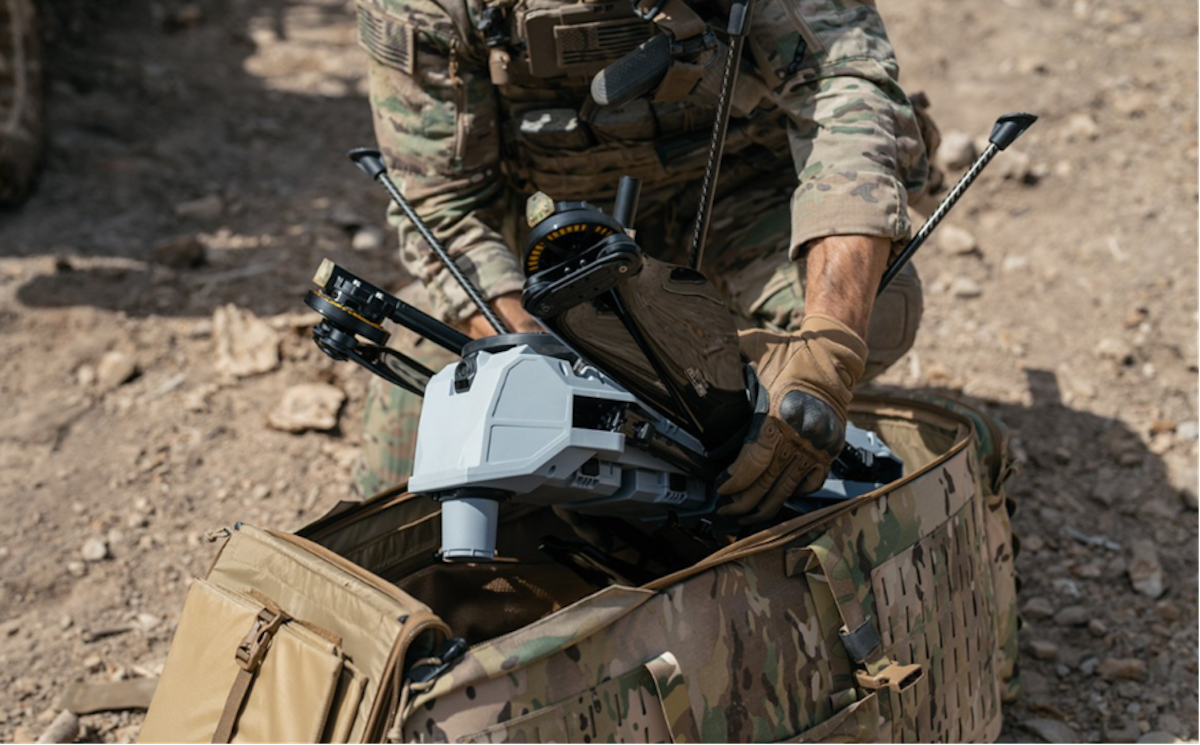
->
212 603 290 743
653 57 707 101
634 0 706 40
786 542 883 665
212 669 255 744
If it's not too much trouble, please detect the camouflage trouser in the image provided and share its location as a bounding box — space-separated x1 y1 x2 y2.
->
353 196 923 498
0 0 44 204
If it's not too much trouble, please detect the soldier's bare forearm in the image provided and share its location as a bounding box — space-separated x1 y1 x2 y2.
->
803 235 891 340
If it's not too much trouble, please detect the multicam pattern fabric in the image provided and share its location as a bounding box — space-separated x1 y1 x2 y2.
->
359 0 931 324
397 398 1019 743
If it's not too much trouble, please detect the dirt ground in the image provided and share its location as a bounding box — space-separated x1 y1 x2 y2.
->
0 0 1196 742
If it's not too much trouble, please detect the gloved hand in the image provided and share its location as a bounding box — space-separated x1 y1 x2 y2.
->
717 313 868 523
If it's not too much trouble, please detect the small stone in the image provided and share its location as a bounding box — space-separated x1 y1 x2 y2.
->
1065 112 1101 141
80 537 110 562
996 148 1033 182
267 384 346 433
351 225 385 252
1088 618 1108 637
67 561 87 577
1175 421 1198 441
1128 540 1165 598
950 275 982 298
938 130 977 170
1098 658 1148 682
1055 605 1090 626
1022 596 1055 620
1029 640 1059 661
1155 714 1184 736
1095 337 1134 363
173 194 223 220
76 364 97 387
1081 656 1100 676
152 234 207 269
1106 716 1142 743
96 351 138 390
213 305 281 378
1026 717 1078 743
1154 601 1181 624
1138 733 1177 744
35 709 79 744
59 614 74 631
938 224 978 255
135 612 161 631
1002 254 1030 273
1053 577 1083 599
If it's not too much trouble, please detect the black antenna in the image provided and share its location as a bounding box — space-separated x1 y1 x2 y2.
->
687 0 756 271
348 148 509 334
878 113 1037 294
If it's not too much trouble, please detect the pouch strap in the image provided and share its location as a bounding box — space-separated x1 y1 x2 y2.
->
644 652 702 743
653 56 707 101
212 603 290 743
787 541 923 692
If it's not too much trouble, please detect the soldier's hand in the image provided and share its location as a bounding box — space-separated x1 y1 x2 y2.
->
717 314 867 524
461 292 543 338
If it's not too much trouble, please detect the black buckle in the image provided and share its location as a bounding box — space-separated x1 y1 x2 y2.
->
671 30 717 58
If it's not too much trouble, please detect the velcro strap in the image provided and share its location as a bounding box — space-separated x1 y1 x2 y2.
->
634 0 707 40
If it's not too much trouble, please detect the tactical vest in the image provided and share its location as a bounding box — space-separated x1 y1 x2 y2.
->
358 0 801 204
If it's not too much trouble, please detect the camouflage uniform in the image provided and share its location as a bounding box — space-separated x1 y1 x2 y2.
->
0 0 44 204
355 0 931 496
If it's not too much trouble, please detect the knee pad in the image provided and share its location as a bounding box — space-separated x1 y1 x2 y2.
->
862 261 923 383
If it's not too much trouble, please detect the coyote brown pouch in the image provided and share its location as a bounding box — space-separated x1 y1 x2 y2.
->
138 525 450 743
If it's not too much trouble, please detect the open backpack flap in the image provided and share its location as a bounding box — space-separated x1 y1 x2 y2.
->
137 394 1019 743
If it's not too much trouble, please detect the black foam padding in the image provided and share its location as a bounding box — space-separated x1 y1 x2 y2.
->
591 34 673 107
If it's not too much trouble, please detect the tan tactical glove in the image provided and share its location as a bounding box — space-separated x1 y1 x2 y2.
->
717 313 868 523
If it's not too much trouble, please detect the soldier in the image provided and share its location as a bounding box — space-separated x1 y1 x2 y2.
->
354 0 937 521
0 0 44 205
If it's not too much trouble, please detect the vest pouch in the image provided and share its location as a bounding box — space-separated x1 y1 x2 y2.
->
514 1 653 79
139 525 452 743
138 580 346 743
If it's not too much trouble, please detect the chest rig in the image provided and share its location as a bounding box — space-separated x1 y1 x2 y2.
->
475 0 718 101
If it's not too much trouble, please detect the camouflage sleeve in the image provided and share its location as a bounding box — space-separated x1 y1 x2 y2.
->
750 0 930 258
360 0 525 323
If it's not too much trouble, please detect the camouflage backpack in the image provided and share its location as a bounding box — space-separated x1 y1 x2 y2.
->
141 392 1018 743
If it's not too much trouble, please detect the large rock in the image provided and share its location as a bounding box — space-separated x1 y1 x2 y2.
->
213 305 281 378
267 384 346 433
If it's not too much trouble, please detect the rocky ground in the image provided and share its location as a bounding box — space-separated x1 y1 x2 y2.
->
0 0 1196 742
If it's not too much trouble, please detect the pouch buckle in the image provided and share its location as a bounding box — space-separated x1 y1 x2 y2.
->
854 660 923 693
235 607 287 672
